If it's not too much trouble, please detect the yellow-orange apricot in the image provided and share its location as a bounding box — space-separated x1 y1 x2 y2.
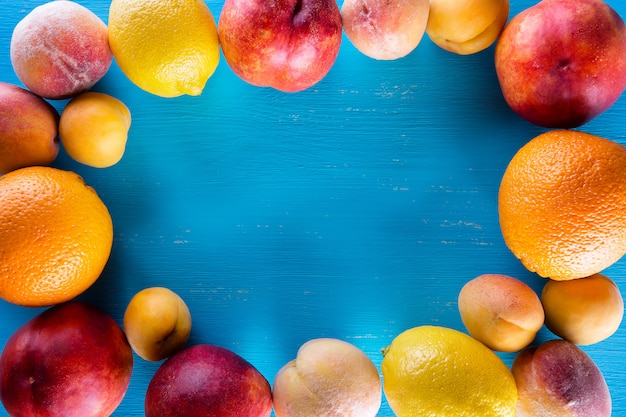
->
458 274 544 352
426 0 509 55
59 92 131 168
541 273 624 345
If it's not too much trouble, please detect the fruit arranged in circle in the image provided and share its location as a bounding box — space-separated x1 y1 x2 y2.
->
426 0 509 55
381 325 517 417
108 0 220 98
341 0 430 60
0 166 113 307
541 273 624 345
10 0 113 100
458 273 544 352
512 339 611 417
0 301 133 417
124 287 192 361
494 0 626 128
498 130 626 280
272 338 381 417
145 344 273 417
218 0 343 92
59 92 131 168
0 82 59 175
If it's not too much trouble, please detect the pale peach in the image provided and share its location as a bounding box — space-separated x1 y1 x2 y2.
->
10 1 113 99
458 274 544 352
0 82 59 175
541 273 624 345
426 0 509 55
341 0 430 60
512 339 611 417
272 338 381 417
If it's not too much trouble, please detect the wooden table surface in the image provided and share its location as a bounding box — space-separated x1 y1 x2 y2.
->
1 0 625 415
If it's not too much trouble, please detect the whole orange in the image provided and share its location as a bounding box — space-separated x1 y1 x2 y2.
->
498 130 626 280
0 166 113 307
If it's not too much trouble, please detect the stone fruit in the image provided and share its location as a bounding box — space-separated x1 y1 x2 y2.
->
0 301 133 417
341 0 430 60
218 0 342 92
498 130 626 281
272 338 381 417
426 0 509 55
381 325 517 417
108 0 220 98
458 274 544 352
59 92 131 168
512 339 611 417
10 0 113 100
145 344 272 417
494 0 626 128
123 287 192 361
541 273 624 345
0 166 113 307
0 82 59 175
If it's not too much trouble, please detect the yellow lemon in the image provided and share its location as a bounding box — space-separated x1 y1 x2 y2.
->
381 325 517 417
108 0 220 98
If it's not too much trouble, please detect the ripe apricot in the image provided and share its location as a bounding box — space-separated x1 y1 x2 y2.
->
458 274 544 352
541 273 624 345
426 0 509 55
59 92 131 168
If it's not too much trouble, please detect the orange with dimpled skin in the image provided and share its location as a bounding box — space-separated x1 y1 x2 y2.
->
498 129 626 280
0 166 113 307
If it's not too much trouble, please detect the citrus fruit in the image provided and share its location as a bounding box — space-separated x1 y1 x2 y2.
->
381 325 517 417
0 166 113 307
108 0 220 98
498 129 626 280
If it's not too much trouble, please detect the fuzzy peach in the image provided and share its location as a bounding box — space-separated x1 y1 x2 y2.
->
512 339 611 417
541 273 624 345
0 82 59 175
458 274 544 352
341 0 430 60
10 1 113 100
272 338 382 417
426 0 509 55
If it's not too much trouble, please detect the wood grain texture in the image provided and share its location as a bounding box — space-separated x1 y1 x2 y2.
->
1 1 625 416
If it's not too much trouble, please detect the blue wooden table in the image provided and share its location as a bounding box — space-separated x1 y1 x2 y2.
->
1 1 625 416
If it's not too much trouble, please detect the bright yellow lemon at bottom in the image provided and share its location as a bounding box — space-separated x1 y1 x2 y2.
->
382 325 517 417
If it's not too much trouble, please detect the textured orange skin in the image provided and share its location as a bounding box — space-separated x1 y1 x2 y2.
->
218 0 342 92
0 82 59 174
512 339 611 417
0 302 133 417
495 0 626 128
10 1 112 100
498 130 626 280
0 166 113 307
